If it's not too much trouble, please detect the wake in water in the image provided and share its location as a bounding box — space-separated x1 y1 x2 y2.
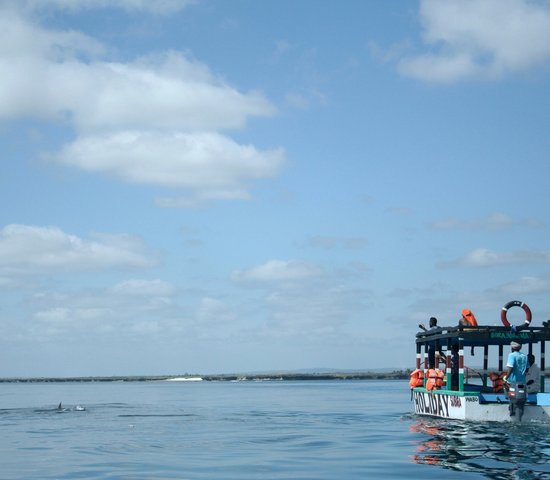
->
0 403 87 417
56 402 86 412
409 416 550 478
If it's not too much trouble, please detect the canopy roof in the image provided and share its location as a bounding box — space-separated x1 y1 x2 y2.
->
416 325 550 348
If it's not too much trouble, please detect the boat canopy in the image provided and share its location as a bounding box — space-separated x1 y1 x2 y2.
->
416 325 550 348
415 324 550 393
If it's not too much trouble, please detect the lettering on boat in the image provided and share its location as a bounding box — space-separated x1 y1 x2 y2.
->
450 396 462 408
489 331 529 340
466 396 479 403
413 391 450 418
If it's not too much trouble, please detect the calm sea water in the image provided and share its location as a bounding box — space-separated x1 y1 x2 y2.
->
1 379 549 479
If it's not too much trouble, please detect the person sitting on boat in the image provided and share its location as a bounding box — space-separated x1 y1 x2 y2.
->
526 353 540 394
458 309 478 327
457 309 479 356
504 341 528 418
418 317 445 368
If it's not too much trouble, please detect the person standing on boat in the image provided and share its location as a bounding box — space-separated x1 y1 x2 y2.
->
419 317 445 368
504 341 528 418
526 354 540 394
504 341 528 385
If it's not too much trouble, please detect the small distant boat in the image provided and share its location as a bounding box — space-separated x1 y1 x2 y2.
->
165 377 203 382
410 301 550 422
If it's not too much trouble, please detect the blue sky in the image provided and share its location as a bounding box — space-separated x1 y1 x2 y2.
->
1 0 550 377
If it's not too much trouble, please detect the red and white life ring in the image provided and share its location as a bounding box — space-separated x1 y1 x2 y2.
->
500 300 532 327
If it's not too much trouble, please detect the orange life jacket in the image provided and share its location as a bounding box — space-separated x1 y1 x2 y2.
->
425 369 445 391
489 371 506 392
461 309 478 327
409 369 424 388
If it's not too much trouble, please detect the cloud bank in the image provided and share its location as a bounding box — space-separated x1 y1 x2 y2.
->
0 5 283 207
231 260 323 283
0 224 156 275
444 247 550 268
398 0 550 83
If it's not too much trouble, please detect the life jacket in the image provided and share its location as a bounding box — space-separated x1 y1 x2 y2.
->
461 309 478 327
425 369 445 391
489 371 506 392
409 369 424 388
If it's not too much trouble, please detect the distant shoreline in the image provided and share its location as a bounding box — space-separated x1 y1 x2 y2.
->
0 370 410 383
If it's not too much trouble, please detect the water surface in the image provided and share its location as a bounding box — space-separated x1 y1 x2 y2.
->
1 380 549 479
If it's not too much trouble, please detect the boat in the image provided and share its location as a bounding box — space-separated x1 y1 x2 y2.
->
410 301 550 422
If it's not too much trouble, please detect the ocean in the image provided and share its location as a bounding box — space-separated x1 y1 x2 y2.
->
1 379 549 479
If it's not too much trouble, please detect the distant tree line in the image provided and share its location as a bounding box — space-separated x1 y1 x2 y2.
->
0 370 411 383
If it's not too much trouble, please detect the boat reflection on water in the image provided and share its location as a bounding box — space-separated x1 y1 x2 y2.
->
410 417 550 478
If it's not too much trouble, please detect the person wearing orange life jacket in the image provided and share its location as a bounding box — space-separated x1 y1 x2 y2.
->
459 309 478 327
458 309 478 357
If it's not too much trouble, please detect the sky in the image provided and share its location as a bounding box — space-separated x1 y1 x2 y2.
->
1 0 550 377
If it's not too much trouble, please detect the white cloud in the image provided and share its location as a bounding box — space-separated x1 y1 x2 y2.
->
26 278 180 339
110 279 176 297
0 8 104 61
74 53 274 133
230 260 323 283
0 22 275 132
0 7 284 206
498 276 550 295
399 0 550 83
0 224 156 275
447 247 550 267
53 131 284 201
34 307 71 323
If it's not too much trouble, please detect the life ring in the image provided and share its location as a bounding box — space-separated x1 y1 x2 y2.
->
500 300 532 327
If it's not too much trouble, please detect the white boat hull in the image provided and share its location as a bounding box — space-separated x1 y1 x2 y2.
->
412 389 550 422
